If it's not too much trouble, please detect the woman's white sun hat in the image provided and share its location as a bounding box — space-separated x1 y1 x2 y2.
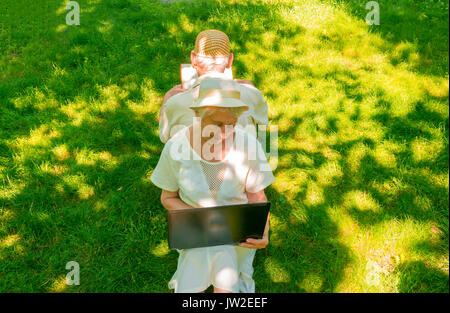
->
190 77 249 110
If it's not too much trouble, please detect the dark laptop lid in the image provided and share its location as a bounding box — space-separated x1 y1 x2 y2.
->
167 202 270 250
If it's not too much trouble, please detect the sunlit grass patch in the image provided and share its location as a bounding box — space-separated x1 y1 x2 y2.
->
423 77 449 99
411 138 446 163
0 234 20 248
264 257 291 283
297 272 323 292
316 161 344 187
272 169 308 199
343 218 447 292
151 241 170 257
371 143 399 169
346 143 370 173
48 275 69 293
62 174 95 200
344 190 382 213
304 182 325 206
52 144 71 161
0 234 25 261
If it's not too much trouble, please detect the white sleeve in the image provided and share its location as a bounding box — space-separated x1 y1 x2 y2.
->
151 143 179 192
245 139 275 193
254 92 269 126
248 87 269 126
159 102 171 143
159 96 193 143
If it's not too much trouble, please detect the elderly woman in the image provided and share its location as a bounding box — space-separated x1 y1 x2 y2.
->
151 77 275 293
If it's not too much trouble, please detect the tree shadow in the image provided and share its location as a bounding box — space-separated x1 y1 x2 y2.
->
253 186 351 292
341 0 449 77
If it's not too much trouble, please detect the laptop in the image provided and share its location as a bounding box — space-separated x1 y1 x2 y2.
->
167 202 270 250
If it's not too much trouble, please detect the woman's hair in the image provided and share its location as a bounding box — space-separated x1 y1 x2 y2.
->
195 55 229 73
194 106 246 119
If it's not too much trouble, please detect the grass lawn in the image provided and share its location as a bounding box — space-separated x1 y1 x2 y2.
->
0 0 448 292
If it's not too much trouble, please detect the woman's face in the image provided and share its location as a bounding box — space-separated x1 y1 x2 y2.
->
201 108 238 142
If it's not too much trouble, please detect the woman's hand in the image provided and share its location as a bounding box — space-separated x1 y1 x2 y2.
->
238 234 269 249
240 190 270 249
161 190 193 210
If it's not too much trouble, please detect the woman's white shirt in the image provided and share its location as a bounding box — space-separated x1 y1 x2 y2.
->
151 126 275 208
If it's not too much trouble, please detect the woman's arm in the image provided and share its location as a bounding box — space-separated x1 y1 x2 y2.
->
238 189 270 249
158 85 186 121
235 79 255 87
160 189 193 210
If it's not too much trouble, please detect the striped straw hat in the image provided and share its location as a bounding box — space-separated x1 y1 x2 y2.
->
194 30 230 58
190 77 249 110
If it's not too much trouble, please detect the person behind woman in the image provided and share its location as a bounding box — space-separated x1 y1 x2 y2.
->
151 77 275 293
159 29 269 143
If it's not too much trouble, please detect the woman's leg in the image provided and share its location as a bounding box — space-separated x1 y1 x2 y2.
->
210 245 239 293
214 287 232 293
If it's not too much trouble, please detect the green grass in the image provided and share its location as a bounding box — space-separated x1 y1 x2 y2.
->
0 0 448 292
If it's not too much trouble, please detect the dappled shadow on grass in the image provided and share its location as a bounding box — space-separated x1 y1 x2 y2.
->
264 1 449 284
0 0 320 292
252 186 351 292
275 62 448 210
0 0 448 292
0 97 167 291
397 261 449 293
341 0 449 77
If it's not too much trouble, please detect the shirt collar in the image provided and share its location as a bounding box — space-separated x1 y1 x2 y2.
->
191 71 229 89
